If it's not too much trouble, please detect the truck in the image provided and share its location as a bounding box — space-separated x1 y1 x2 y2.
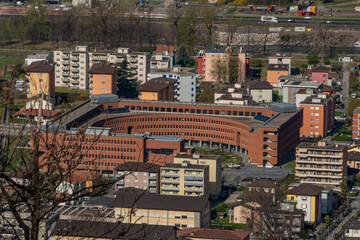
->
261 16 278 23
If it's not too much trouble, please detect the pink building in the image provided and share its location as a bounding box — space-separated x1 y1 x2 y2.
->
114 162 160 194
353 107 360 140
312 66 331 86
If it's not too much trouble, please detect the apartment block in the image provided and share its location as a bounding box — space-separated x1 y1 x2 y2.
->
299 93 335 137
148 67 197 103
173 153 221 197
89 62 117 95
114 162 160 194
197 49 246 83
54 46 150 90
114 188 211 229
295 141 347 191
268 53 291 75
352 107 360 140
150 45 176 70
138 77 177 101
267 64 289 87
54 46 89 90
160 162 209 197
26 61 56 110
281 79 322 106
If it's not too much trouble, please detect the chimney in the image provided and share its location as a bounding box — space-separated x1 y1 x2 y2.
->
317 141 326 147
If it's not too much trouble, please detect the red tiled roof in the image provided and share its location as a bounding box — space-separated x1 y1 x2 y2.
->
138 77 177 92
13 109 61 117
156 45 175 54
177 228 251 240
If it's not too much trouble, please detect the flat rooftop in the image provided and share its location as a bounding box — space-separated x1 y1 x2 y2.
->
261 111 299 128
162 163 208 170
282 80 322 88
297 142 347 151
175 154 221 160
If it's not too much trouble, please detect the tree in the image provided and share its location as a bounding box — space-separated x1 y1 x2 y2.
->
201 6 219 48
211 56 228 82
179 8 200 56
0 70 118 239
165 3 182 46
346 98 360 116
307 52 320 66
280 34 291 46
198 87 214 103
3 18 16 45
224 13 241 47
340 182 350 198
26 0 49 41
117 61 138 98
176 45 194 67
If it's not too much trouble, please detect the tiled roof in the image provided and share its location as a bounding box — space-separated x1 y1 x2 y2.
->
312 66 331 73
156 45 175 54
348 151 360 161
249 179 277 188
13 109 61 117
138 77 177 92
345 220 360 230
52 219 176 239
177 228 251 240
113 187 209 212
286 183 324 196
114 162 160 172
27 61 55 73
89 62 117 74
250 81 273 90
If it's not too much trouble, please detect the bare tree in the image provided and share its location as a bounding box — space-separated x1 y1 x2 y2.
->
224 13 241 47
211 56 228 82
165 4 182 46
179 8 200 56
201 6 220 49
0 73 118 239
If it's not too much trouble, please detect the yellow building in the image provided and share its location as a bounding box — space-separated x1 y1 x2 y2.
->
285 183 323 223
26 61 56 110
114 188 211 229
138 77 177 101
89 62 117 96
173 153 221 197
160 162 209 197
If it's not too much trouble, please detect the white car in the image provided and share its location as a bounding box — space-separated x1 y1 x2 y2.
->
288 19 294 22
304 16 312 19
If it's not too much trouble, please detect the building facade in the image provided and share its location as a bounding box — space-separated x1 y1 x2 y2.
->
150 45 176 70
147 68 197 103
160 162 209 196
26 61 56 110
138 77 176 101
268 53 292 75
312 66 331 86
267 64 289 87
295 141 347 191
54 46 150 90
353 107 360 140
89 62 117 95
114 162 160 194
173 154 222 197
299 93 335 137
114 188 211 229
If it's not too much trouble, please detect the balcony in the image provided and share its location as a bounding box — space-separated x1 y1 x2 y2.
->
115 57 125 63
149 182 157 187
295 167 342 172
296 173 342 179
71 74 79 79
129 57 137 63
296 159 342 165
92 55 107 61
62 60 70 65
71 80 79 85
62 78 70 83
71 68 79 73
184 188 203 193
161 186 179 191
297 153 342 159
62 72 70 77
71 63 79 68
149 175 157 180
161 179 179 184
71 56 79 61
62 55 70 60
62 66 69 71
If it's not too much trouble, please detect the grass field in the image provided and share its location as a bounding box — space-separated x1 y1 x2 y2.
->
195 148 243 167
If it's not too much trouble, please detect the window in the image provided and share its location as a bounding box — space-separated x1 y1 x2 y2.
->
175 224 180 228
135 179 138 183
39 73 43 77
182 215 187 219
102 87 106 90
153 93 155 96
315 107 320 110
175 215 181 219
302 196 307 201
301 204 307 209
290 196 294 200
126 179 130 182
102 81 106 84
102 74 106 78
143 172 147 176
181 224 187 228
143 180 147 183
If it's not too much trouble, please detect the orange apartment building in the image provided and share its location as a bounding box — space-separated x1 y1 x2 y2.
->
138 77 177 101
353 107 360 140
89 62 117 95
197 49 246 83
295 141 347 191
267 64 289 87
26 61 56 110
299 93 335 137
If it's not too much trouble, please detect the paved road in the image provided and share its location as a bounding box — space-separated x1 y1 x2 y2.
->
326 197 360 240
341 63 350 107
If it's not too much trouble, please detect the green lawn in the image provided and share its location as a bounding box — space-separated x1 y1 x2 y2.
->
284 160 296 169
212 216 247 229
335 111 344 117
195 148 243 167
55 87 90 97
0 58 16 66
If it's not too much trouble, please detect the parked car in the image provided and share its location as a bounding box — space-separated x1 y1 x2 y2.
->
228 163 241 169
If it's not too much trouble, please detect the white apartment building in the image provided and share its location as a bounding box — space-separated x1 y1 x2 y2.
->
54 46 150 90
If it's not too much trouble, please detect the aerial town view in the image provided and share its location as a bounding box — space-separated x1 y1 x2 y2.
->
2 0 360 239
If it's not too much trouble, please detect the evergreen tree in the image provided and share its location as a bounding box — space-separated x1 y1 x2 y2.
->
117 61 138 98
176 45 194 67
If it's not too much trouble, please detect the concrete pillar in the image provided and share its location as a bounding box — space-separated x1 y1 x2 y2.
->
189 140 191 145
219 143 222 149
200 140 202 146
210 142 212 148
